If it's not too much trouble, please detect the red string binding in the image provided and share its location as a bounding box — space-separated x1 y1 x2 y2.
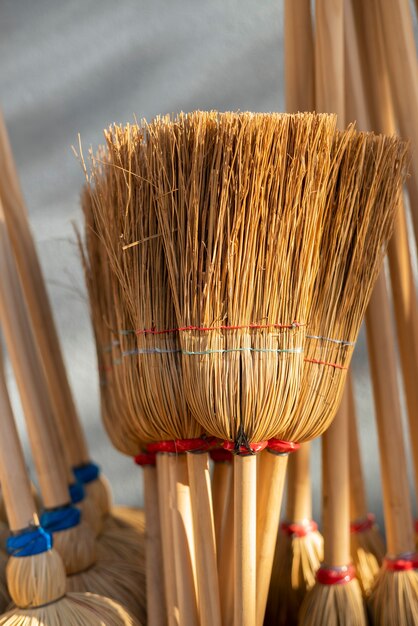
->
267 439 300 454
316 564 356 585
384 554 418 572
134 321 303 336
222 440 268 456
147 438 215 454
350 513 376 534
281 520 318 538
210 448 233 463
134 452 156 467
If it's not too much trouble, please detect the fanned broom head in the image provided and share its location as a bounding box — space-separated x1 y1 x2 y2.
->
119 110 337 444
284 130 408 443
350 515 385 596
265 522 323 626
368 560 418 626
299 573 367 626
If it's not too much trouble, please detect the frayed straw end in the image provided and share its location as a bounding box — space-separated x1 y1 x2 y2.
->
299 577 367 626
368 566 418 626
350 525 385 596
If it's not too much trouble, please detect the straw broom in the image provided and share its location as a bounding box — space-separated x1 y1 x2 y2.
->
347 373 385 597
0 113 111 521
150 111 337 626
265 444 323 626
299 391 367 626
0 370 139 626
0 197 147 623
82 131 207 626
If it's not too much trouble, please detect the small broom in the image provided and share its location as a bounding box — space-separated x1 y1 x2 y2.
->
0 196 146 623
265 443 323 626
0 340 139 626
299 389 367 626
347 372 385 597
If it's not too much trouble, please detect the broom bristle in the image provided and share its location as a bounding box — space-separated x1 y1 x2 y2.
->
350 525 385 596
299 578 367 626
0 593 140 626
66 559 146 624
76 496 103 536
368 567 418 625
51 521 96 575
265 528 323 625
284 130 408 443
6 549 66 608
84 474 113 518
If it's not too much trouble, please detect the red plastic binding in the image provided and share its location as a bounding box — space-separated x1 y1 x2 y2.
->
222 440 268 455
267 439 300 454
316 564 356 585
350 513 376 534
384 554 418 572
281 520 318 538
134 452 157 466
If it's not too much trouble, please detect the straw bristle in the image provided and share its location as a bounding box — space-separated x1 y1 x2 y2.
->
103 506 145 531
96 524 145 563
6 549 66 608
265 528 323 625
0 592 140 625
85 475 113 518
299 578 367 626
51 522 96 575
66 558 146 624
350 526 385 596
76 496 103 536
285 130 408 442
368 567 418 625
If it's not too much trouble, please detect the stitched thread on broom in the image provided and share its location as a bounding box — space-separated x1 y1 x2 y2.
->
306 334 355 346
121 346 304 357
123 321 304 335
304 358 347 370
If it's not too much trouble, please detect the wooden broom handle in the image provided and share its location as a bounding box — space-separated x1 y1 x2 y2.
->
351 0 418 519
0 354 38 531
187 452 221 626
366 274 415 555
322 386 350 567
371 0 418 251
0 113 90 467
0 202 70 509
285 443 312 522
347 0 416 553
346 372 368 521
284 0 314 112
256 450 288 626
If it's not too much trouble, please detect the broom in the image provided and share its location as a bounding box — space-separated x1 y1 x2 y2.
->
265 443 323 626
0 196 147 623
150 110 337 626
0 113 113 521
299 389 367 626
0 362 139 626
82 128 211 626
347 372 385 597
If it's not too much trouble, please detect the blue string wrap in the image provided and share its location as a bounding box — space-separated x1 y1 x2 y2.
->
73 461 100 485
7 526 52 557
41 505 81 533
69 481 85 504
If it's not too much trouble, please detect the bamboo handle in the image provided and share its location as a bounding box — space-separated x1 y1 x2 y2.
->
315 0 344 124
187 452 221 626
234 454 256 626
218 468 234 626
284 0 314 112
350 0 418 519
0 355 38 531
143 464 167 626
372 0 418 250
322 387 350 567
285 442 312 522
346 373 368 521
366 273 415 555
168 454 198 626
0 204 70 509
212 460 232 560
0 113 89 467
256 450 288 626
156 454 179 626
